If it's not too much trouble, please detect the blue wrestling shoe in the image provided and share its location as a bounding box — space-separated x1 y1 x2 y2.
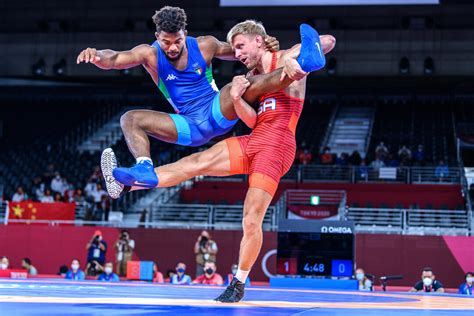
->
297 23 326 72
113 160 158 188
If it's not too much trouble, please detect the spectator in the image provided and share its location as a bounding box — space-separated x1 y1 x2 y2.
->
50 172 64 195
398 145 412 165
115 230 135 276
12 186 28 202
98 262 120 282
385 153 399 167
225 263 251 287
435 160 449 180
32 177 45 201
192 261 223 286
409 267 444 293
170 262 192 285
336 152 349 166
375 141 389 159
53 192 63 202
86 230 107 275
355 268 372 291
458 272 473 295
65 259 85 281
84 176 99 201
358 159 369 181
153 263 164 283
58 265 68 277
91 183 107 215
413 144 425 166
349 150 362 166
21 258 38 275
40 189 54 203
370 157 385 170
0 256 9 270
98 195 111 221
298 149 312 165
194 230 218 277
73 189 86 204
320 147 334 165
165 269 176 283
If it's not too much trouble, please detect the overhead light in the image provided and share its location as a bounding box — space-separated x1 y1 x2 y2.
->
32 58 46 77
399 57 410 75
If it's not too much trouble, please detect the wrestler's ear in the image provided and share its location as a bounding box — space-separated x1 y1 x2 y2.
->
255 35 264 47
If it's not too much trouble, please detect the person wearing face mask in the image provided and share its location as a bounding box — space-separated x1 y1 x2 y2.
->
86 230 107 276
65 259 85 280
0 256 9 270
355 268 372 292
98 262 120 282
194 231 218 277
225 263 251 287
171 262 192 285
410 267 444 293
192 261 223 286
458 272 473 295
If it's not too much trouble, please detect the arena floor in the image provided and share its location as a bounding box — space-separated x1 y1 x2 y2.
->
0 279 472 315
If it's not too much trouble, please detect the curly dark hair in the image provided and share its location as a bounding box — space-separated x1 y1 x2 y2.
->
152 6 187 33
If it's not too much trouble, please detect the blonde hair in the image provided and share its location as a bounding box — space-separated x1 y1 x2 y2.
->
226 20 267 44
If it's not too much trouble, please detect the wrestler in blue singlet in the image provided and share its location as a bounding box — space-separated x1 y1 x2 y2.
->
152 36 238 147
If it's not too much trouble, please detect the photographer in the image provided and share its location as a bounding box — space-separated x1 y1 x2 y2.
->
194 231 218 277
115 230 135 276
85 230 107 276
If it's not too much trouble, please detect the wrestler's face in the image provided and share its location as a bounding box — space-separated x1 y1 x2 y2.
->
232 34 264 70
156 29 187 61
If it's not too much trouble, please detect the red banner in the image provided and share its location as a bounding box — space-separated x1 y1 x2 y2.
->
7 201 75 224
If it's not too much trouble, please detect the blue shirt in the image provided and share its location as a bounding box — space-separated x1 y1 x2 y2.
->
170 274 192 285
87 240 107 265
153 36 218 115
458 282 473 295
98 272 120 282
65 269 85 281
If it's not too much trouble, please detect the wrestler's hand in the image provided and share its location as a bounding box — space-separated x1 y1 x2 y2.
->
230 75 250 100
265 36 279 52
77 48 101 64
281 57 307 81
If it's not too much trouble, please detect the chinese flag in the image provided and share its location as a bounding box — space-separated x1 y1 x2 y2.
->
8 201 75 225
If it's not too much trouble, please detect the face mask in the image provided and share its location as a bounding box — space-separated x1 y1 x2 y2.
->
0 263 7 270
177 268 185 274
205 268 214 275
105 267 113 274
423 277 433 287
467 277 474 284
356 273 364 281
71 264 79 271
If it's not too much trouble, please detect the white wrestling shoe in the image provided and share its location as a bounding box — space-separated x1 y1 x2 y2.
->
101 148 125 199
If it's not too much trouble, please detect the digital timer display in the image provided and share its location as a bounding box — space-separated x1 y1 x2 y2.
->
277 232 353 277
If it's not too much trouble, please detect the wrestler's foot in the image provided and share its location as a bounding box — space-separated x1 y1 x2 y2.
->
101 148 128 199
297 23 326 72
215 278 245 303
113 160 158 188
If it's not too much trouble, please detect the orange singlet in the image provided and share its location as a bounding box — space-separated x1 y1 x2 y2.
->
225 52 304 196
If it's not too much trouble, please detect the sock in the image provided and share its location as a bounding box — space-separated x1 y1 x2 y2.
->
235 268 250 283
136 157 152 165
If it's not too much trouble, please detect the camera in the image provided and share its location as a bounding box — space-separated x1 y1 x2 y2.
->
199 236 208 248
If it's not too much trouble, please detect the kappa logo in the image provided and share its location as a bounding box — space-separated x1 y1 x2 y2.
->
166 74 178 81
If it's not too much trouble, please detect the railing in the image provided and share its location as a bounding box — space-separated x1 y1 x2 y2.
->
346 207 470 236
202 165 462 184
149 204 277 231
